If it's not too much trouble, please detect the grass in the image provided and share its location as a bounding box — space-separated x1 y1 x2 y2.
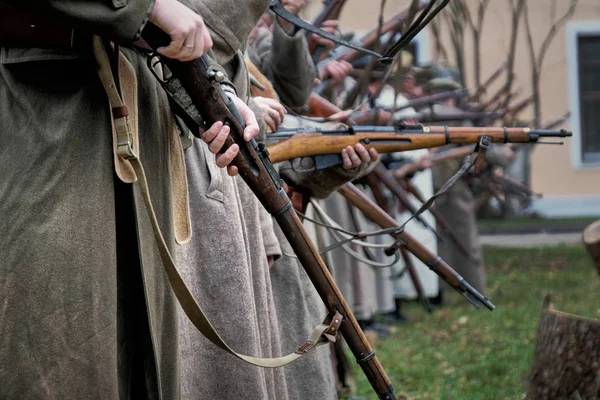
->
352 244 600 400
477 217 598 234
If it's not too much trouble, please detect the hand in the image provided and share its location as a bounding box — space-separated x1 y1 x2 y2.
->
319 60 352 84
254 97 287 132
341 144 379 170
150 0 213 61
277 0 306 32
200 95 259 176
416 155 433 170
311 20 340 49
282 0 306 15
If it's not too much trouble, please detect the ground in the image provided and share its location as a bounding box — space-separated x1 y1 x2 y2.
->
352 244 600 400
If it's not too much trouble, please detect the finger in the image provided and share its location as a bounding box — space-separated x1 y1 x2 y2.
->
268 108 282 128
353 144 371 163
159 26 194 60
346 146 361 168
208 124 230 154
201 121 223 143
341 148 352 169
243 114 259 142
368 148 379 160
227 165 239 177
216 144 239 168
263 114 276 132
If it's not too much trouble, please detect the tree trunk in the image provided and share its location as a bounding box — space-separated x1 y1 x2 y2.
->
583 220 600 277
527 296 600 400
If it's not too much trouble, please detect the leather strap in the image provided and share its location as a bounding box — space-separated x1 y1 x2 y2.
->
92 36 341 367
269 0 387 61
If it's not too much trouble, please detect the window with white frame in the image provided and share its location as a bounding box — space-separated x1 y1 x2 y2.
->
567 22 600 168
577 35 600 164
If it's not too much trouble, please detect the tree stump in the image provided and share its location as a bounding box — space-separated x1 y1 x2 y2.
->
527 296 600 399
583 220 600 277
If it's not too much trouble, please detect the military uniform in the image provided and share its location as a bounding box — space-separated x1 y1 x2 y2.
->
173 1 296 399
0 1 184 398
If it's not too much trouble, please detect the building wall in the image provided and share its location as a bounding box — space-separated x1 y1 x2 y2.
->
303 0 600 216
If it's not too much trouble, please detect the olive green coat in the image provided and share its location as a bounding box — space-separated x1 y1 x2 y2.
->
0 1 181 399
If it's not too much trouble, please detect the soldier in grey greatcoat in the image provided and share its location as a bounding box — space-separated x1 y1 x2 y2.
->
0 0 260 399
423 76 514 295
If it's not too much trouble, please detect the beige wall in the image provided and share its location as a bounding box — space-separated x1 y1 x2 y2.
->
304 0 600 201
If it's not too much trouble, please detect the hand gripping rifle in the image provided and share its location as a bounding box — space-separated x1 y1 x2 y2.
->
141 25 397 400
264 125 572 164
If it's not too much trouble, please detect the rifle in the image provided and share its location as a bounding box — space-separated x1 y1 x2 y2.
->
400 248 432 313
338 183 495 310
371 164 442 241
142 25 397 399
314 5 416 95
398 178 472 259
489 173 542 199
469 61 508 102
395 111 503 124
391 89 470 112
392 145 474 179
308 0 347 63
264 125 572 164
361 173 436 314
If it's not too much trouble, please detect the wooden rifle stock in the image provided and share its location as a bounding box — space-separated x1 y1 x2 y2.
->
372 164 442 241
142 24 397 400
362 174 432 313
490 174 542 198
393 145 474 179
400 248 433 313
305 92 344 118
265 125 572 164
314 5 417 95
399 179 472 260
470 61 508 102
338 183 495 310
393 89 469 112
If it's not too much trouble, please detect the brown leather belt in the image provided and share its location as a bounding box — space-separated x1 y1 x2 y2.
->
0 3 88 48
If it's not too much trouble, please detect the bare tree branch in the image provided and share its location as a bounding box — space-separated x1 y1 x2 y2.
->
429 18 448 61
536 0 578 71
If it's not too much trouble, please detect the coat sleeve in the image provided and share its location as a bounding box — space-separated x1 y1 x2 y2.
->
253 21 316 107
279 159 378 199
3 0 155 42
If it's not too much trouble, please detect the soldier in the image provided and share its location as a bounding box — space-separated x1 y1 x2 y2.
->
420 71 514 296
245 4 378 398
0 0 260 399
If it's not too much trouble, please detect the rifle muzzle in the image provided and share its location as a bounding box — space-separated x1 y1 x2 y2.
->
530 128 573 140
458 277 496 311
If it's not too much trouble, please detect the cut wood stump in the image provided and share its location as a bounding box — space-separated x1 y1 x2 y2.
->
527 296 600 400
583 220 600 277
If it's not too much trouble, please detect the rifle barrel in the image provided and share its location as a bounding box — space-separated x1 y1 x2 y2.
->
338 183 495 311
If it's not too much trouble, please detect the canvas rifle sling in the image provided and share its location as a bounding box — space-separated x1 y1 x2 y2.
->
92 36 342 368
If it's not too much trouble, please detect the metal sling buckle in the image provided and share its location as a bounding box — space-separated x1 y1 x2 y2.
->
117 140 136 160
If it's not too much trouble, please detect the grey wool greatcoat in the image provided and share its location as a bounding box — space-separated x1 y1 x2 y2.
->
0 1 184 399
174 1 293 399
